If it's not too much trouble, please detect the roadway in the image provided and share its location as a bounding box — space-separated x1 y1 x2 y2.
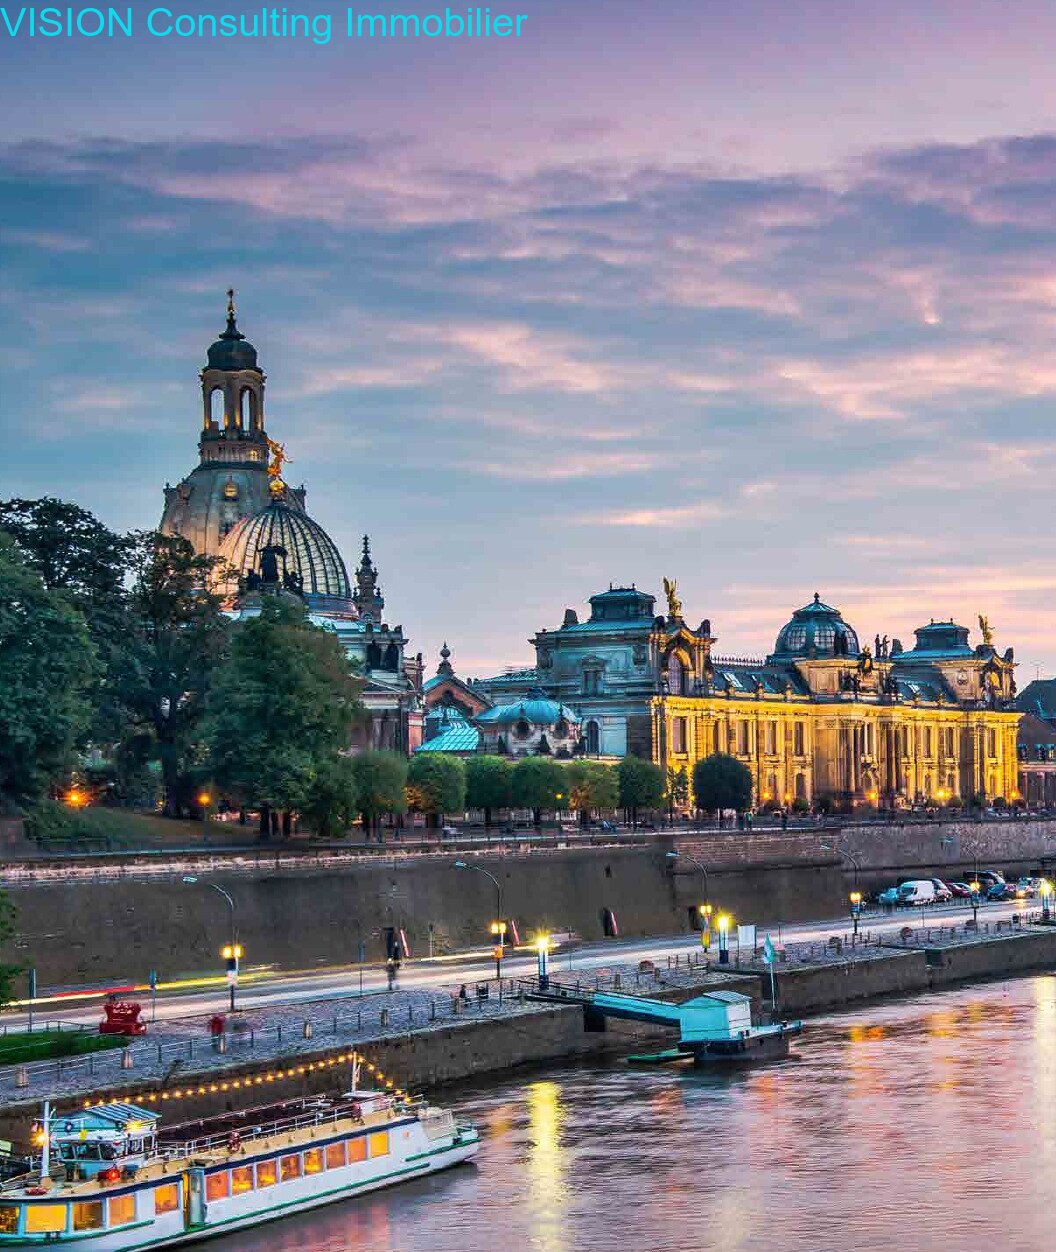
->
8 897 1030 1032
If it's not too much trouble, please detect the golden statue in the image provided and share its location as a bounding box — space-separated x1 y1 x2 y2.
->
978 614 994 646
266 438 292 480
663 577 682 619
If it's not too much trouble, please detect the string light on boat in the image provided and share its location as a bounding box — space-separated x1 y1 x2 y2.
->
78 1049 409 1109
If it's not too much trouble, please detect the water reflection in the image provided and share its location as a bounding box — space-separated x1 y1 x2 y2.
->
215 975 1056 1252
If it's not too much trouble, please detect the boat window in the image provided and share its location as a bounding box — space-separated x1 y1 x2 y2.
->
255 1160 277 1189
154 1184 179 1215
231 1166 253 1195
0 1205 19 1234
72 1201 103 1231
303 1148 324 1175
324 1142 346 1170
107 1194 136 1227
280 1155 301 1182
26 1204 67 1234
368 1132 389 1158
205 1172 230 1202
347 1137 367 1163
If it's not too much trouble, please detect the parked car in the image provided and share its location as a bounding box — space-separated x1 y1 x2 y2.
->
947 881 973 899
877 886 903 908
986 881 1014 901
929 879 954 903
899 879 939 905
1013 877 1038 898
967 870 1006 890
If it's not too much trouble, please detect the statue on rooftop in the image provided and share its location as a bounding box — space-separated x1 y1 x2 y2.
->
266 437 292 480
978 614 994 647
663 576 682 619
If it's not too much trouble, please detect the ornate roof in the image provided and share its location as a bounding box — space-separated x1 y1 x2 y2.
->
206 290 261 374
771 592 860 660
218 496 353 610
475 687 581 727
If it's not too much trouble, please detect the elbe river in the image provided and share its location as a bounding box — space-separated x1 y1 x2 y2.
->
224 975 1056 1251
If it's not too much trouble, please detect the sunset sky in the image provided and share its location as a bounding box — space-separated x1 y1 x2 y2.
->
3 0 1056 677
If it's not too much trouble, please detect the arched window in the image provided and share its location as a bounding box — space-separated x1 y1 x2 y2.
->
383 641 399 671
585 721 600 755
366 641 382 669
210 388 225 427
667 652 686 696
795 772 807 801
239 389 253 429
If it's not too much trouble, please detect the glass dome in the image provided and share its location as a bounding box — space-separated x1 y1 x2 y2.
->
218 497 353 610
772 592 860 659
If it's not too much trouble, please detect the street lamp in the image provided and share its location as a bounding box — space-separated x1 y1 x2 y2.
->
968 879 981 924
849 890 862 941
454 861 504 981
535 934 551 990
197 791 212 844
667 851 712 946
183 876 239 1012
717 914 732 965
820 841 861 887
699 902 714 951
1041 879 1053 923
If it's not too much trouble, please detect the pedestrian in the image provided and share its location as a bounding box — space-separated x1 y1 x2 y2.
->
458 983 469 1001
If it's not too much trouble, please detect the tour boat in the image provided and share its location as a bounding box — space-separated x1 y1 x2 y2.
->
0 1078 479 1248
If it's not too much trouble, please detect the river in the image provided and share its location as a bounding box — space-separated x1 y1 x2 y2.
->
220 975 1056 1251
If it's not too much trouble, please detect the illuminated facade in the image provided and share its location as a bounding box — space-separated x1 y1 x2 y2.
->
474 586 1021 808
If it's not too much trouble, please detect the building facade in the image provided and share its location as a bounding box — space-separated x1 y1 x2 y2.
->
469 584 1021 808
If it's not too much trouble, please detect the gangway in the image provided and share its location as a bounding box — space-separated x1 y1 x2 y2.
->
523 980 801 1065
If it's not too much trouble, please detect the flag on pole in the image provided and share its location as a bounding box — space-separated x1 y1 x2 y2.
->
763 934 777 965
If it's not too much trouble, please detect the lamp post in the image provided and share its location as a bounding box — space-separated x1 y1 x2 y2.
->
1042 879 1053 924
666 850 711 946
454 861 504 981
820 841 861 887
849 890 862 941
183 876 239 1012
535 934 551 990
699 903 714 951
717 914 732 965
197 791 212 845
969 879 980 924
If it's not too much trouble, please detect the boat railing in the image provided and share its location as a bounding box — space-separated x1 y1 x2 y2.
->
163 1099 392 1160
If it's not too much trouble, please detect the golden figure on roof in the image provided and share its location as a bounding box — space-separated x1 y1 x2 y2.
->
978 614 994 646
663 577 682 619
266 438 291 480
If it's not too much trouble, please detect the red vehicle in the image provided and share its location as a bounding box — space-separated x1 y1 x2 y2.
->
98 998 147 1036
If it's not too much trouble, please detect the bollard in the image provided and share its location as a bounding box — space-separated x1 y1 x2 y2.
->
303 1021 313 1040
430 1002 436 1021
14 1066 27 1089
614 973 622 989
380 1008 390 1028
218 1034 227 1054
407 1005 413 1024
453 997 464 1016
332 1015 337 1033
121 1049 133 1071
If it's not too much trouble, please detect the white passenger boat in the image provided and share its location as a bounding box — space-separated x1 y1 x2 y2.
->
0 1079 479 1248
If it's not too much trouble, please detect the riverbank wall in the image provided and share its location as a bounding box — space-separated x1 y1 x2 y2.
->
7 817 1056 987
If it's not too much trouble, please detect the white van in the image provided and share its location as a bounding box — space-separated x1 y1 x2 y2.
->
899 879 938 905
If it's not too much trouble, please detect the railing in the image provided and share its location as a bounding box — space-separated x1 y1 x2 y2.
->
166 1100 368 1159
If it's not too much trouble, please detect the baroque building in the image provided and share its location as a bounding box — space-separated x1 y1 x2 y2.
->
462 583 1020 808
159 295 423 753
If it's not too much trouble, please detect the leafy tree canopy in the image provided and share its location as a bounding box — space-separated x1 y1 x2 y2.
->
564 760 618 815
205 596 363 814
301 755 360 839
0 534 98 810
407 754 466 817
351 750 409 827
465 755 513 823
618 756 665 813
510 756 566 817
692 753 754 815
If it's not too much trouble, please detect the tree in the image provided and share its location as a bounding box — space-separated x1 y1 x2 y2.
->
465 755 513 828
565 761 619 825
618 756 665 826
205 597 363 837
510 757 565 826
665 765 689 821
407 755 466 826
0 891 21 1006
301 755 359 839
115 532 230 817
0 535 98 810
351 750 408 839
692 753 753 820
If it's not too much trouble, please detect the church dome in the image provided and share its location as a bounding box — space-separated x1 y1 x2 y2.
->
206 294 261 374
772 592 860 659
218 497 353 611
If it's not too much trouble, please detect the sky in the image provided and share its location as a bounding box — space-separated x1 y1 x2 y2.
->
2 0 1056 679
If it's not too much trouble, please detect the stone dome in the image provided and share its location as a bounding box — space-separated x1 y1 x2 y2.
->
772 592 860 659
218 497 353 611
206 296 261 373
476 688 581 729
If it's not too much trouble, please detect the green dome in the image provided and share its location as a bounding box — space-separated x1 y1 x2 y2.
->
772 592 860 659
206 295 261 373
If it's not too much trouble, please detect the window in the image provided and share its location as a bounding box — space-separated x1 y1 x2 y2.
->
368 1132 390 1158
988 729 997 757
671 717 687 754
347 1137 367 1163
737 721 749 755
0 1206 18 1234
154 1184 179 1215
583 669 601 696
280 1155 301 1182
303 1149 324 1175
585 721 600 755
72 1201 103 1232
923 728 932 757
667 652 685 696
209 387 225 426
205 1172 230 1202
764 721 776 755
254 1161 277 1189
231 1166 253 1196
793 722 805 757
107 1195 136 1227
324 1141 347 1170
25 1205 66 1234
